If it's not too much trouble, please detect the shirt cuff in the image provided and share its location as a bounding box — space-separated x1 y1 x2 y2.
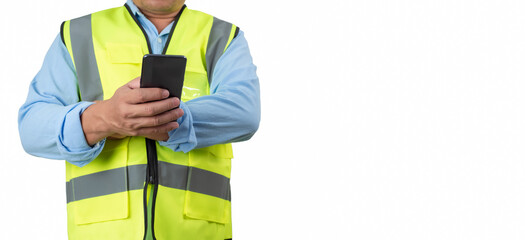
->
159 101 197 152
57 101 105 167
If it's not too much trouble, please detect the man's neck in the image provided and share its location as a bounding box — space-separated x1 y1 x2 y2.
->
138 7 182 33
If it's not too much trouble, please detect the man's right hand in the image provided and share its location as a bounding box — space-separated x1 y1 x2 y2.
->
80 77 184 146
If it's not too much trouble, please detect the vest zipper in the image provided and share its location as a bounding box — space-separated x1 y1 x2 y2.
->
144 138 159 240
124 3 186 240
124 4 160 239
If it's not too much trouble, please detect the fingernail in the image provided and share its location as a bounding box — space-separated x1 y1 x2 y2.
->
163 90 170 98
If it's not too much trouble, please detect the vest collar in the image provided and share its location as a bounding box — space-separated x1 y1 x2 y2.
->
124 2 187 54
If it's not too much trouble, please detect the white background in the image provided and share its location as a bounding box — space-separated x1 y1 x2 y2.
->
2 0 525 239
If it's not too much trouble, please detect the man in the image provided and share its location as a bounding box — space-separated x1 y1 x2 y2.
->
18 0 260 239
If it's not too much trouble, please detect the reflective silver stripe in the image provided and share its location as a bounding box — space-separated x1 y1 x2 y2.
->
158 161 231 201
128 164 148 191
187 166 231 201
66 181 73 203
70 14 104 101
66 163 230 203
158 161 188 190
66 165 146 203
205 17 233 85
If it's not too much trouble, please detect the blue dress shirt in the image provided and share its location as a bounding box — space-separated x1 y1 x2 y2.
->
18 0 260 167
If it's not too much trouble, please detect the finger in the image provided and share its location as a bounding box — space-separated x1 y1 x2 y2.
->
127 77 141 89
124 97 180 118
174 98 181 108
143 133 170 141
108 135 126 140
129 107 184 128
125 88 170 104
137 121 179 137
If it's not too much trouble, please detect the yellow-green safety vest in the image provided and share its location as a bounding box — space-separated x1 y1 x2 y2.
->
61 4 238 240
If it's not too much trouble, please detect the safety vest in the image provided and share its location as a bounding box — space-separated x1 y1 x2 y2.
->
61 4 238 240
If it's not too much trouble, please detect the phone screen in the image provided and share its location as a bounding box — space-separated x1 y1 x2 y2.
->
140 54 187 99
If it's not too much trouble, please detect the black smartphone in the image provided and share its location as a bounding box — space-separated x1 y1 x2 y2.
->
140 54 187 99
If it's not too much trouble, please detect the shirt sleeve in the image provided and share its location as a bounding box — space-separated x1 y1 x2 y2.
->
159 30 261 152
18 34 105 167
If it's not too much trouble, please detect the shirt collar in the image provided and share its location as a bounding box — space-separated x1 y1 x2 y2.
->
126 0 144 18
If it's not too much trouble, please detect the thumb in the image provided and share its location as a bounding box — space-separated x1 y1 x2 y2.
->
127 77 141 89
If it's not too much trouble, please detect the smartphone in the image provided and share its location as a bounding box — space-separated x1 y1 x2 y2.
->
140 54 186 99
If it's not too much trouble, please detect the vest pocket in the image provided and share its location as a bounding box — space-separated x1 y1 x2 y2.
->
183 169 228 224
106 43 143 64
184 148 232 224
181 70 208 102
69 139 131 225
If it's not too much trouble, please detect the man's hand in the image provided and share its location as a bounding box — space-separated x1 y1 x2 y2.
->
81 77 184 146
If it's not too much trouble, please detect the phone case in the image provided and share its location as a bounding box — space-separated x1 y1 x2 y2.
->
140 54 187 99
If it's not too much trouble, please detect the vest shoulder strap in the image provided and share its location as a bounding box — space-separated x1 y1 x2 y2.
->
61 13 104 101
205 15 240 85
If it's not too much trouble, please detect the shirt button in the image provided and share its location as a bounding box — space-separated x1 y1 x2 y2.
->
157 38 162 43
